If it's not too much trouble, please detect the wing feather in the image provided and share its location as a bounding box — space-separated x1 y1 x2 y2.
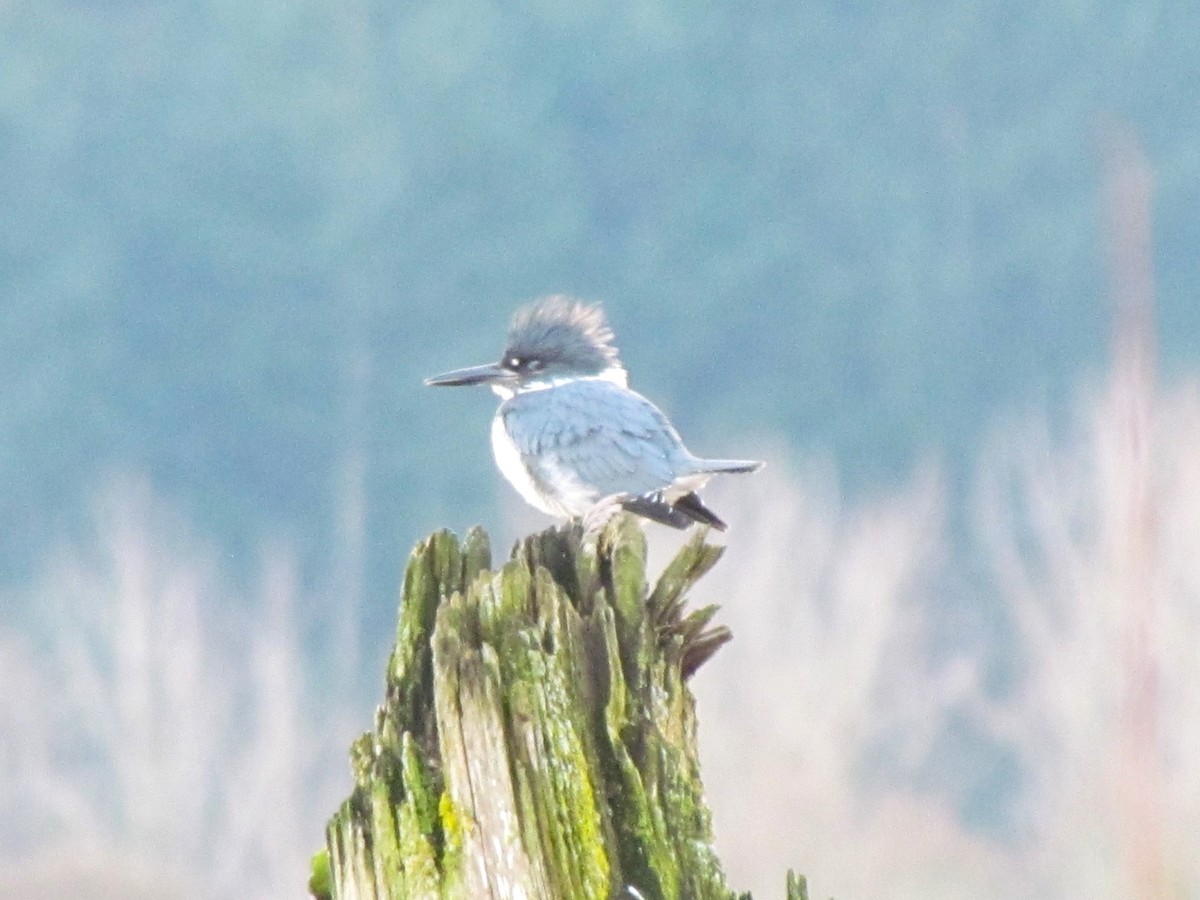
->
500 380 684 505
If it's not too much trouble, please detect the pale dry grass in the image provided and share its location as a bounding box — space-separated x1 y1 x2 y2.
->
683 458 1010 900
5 380 1199 899
0 477 357 900
976 376 1200 899
687 373 1200 899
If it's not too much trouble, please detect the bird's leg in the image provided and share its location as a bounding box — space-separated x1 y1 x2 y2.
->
581 493 628 543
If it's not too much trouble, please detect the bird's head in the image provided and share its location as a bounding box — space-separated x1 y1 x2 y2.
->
425 295 628 397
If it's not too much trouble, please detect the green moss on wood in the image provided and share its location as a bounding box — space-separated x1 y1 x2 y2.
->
319 516 804 899
308 848 331 900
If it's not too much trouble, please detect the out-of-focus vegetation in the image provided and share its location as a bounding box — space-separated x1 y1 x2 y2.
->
3 3 1199 897
690 353 1200 897
0 479 355 900
7 363 1198 899
5 1 1199 610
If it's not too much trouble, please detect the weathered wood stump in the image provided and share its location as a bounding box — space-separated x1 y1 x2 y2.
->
311 516 806 900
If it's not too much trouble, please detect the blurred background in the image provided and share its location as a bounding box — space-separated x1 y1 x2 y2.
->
2 2 1198 897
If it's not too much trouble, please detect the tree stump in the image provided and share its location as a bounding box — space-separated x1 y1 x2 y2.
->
311 516 806 900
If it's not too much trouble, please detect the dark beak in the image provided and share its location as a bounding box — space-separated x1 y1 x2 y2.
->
424 362 512 387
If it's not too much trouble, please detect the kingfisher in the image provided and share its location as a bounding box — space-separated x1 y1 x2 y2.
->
425 295 762 530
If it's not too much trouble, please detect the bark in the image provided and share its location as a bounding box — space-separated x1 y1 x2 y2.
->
311 516 806 900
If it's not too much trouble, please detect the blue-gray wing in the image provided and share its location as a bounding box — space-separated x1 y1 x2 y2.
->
499 380 688 499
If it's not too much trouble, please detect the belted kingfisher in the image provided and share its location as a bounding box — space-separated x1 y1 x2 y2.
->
426 296 762 530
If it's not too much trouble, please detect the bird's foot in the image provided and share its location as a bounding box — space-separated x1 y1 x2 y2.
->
581 493 628 544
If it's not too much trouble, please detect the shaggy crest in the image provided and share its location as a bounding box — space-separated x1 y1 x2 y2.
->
505 295 624 375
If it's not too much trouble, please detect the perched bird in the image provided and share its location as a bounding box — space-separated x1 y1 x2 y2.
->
425 295 762 530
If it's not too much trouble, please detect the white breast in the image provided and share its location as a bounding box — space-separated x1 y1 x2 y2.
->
490 414 559 516
489 412 599 519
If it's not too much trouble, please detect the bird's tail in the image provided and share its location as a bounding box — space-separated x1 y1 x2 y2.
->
695 458 764 474
621 491 729 531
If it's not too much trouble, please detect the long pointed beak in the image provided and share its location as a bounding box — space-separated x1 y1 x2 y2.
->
424 362 512 387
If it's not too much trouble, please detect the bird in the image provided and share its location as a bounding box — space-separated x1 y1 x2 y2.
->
424 295 762 530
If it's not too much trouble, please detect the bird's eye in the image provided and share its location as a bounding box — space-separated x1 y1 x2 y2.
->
505 356 545 373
